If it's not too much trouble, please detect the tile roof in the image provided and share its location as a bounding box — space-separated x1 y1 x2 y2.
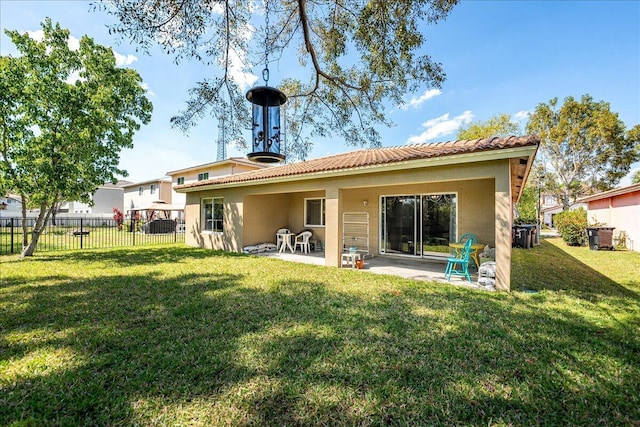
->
577 182 640 202
177 135 539 190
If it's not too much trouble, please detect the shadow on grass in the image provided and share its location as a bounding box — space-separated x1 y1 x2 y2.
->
3 245 248 267
1 266 638 425
511 239 639 300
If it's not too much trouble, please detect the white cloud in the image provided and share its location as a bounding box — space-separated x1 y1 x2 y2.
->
26 29 44 42
514 110 530 121
114 51 137 66
67 35 80 51
64 70 84 85
401 89 442 110
26 29 80 51
406 111 474 144
228 48 258 90
140 82 155 96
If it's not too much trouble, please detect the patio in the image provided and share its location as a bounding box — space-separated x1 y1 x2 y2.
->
256 250 484 289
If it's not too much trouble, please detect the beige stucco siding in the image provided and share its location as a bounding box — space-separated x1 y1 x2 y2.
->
184 160 505 254
339 178 495 254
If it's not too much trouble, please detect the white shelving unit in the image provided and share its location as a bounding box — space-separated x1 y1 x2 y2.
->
343 212 370 257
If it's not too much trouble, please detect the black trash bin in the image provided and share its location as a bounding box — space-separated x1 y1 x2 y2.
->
586 227 615 250
513 225 534 249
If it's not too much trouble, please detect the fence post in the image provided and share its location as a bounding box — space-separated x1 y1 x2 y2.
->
133 218 136 246
10 218 14 254
80 218 84 249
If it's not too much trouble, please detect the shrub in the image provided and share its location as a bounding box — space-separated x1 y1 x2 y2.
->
113 208 124 230
123 219 146 232
555 208 587 246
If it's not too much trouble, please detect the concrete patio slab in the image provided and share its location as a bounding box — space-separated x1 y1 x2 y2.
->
255 250 484 289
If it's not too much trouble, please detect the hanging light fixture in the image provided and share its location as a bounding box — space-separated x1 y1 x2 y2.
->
247 0 287 163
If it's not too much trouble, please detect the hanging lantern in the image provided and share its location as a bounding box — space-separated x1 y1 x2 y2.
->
246 86 287 163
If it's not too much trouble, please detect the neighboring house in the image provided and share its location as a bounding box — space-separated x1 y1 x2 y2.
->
122 178 173 217
166 157 267 213
541 201 587 228
0 194 23 214
59 180 132 214
579 183 640 252
175 135 539 291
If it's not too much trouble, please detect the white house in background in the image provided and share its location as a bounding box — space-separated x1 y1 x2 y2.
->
122 178 173 216
0 194 23 214
166 157 268 211
541 201 587 228
579 183 640 252
59 181 132 214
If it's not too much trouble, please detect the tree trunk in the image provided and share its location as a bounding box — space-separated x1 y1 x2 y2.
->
562 190 571 210
20 195 28 250
20 199 56 258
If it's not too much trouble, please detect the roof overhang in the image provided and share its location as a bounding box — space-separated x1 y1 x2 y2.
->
177 145 538 202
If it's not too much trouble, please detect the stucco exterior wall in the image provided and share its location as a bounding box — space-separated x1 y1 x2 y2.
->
93 187 124 214
123 180 172 211
588 190 640 251
183 160 507 253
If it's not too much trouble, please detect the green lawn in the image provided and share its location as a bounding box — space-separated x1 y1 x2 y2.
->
1 238 638 426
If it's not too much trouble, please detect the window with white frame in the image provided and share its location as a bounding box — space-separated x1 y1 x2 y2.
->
177 177 185 185
198 172 209 181
202 197 223 232
304 198 326 227
150 184 157 194
138 186 143 195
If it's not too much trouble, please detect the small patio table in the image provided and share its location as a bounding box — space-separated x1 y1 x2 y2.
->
341 252 361 268
278 232 295 253
448 242 485 269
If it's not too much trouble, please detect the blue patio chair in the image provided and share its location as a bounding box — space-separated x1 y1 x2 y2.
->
459 233 478 244
445 238 473 282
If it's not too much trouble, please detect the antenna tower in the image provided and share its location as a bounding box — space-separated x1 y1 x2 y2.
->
216 115 227 161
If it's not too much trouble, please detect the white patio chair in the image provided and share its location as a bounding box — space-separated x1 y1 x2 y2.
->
294 231 312 254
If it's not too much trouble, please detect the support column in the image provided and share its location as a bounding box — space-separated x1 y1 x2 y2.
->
324 186 342 267
494 164 512 291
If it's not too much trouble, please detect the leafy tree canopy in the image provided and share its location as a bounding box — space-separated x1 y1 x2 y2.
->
454 113 537 221
526 94 639 209
95 0 458 160
0 18 152 256
633 170 640 185
456 113 520 140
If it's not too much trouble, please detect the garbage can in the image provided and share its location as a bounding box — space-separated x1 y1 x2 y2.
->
586 227 615 250
512 225 534 249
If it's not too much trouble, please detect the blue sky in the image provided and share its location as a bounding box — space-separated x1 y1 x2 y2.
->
1 1 639 185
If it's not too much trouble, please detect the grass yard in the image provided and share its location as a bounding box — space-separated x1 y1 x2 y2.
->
1 238 639 426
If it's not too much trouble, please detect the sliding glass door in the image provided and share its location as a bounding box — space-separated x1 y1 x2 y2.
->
381 194 456 257
421 194 457 254
381 196 418 255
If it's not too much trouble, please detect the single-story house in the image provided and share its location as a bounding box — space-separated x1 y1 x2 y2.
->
175 135 539 291
579 183 640 252
541 201 587 228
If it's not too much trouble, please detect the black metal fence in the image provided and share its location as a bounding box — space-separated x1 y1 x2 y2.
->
0 217 185 255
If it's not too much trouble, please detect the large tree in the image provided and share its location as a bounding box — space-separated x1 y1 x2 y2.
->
0 19 152 257
95 0 458 160
526 95 639 209
456 113 520 140
454 113 538 222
